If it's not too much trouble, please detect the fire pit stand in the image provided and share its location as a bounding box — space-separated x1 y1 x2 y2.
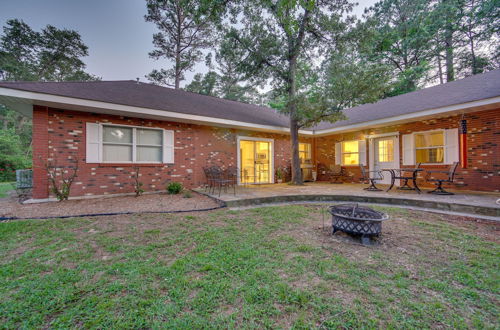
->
329 204 389 245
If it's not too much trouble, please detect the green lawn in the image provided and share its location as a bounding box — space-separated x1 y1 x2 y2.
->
0 205 498 328
0 182 14 198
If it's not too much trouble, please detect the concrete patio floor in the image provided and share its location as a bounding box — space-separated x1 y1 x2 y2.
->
195 182 500 220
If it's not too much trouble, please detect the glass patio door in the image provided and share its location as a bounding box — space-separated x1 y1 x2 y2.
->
239 140 271 184
373 136 398 185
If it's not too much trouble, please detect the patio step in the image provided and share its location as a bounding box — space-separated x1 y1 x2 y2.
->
223 194 500 219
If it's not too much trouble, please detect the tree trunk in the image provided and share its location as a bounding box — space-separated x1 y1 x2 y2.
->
288 57 302 185
174 6 182 89
445 23 454 82
437 53 444 84
289 118 302 185
470 39 477 74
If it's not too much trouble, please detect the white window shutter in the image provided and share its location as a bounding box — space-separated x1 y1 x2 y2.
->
86 123 101 163
402 134 415 165
163 129 174 163
335 142 341 165
358 140 367 166
445 128 459 164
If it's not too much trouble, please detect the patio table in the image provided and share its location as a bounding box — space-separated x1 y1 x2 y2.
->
383 168 423 194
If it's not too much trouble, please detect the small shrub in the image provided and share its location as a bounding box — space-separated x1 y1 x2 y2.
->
167 182 183 194
132 166 144 197
183 190 193 198
45 156 79 201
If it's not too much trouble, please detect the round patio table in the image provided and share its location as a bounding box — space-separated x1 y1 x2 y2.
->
383 168 423 194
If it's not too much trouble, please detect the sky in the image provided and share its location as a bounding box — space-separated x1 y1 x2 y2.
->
0 0 378 86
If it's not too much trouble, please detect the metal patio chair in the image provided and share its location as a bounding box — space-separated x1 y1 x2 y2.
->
359 165 384 191
425 162 459 195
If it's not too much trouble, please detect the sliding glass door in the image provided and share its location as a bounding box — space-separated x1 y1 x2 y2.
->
239 139 272 184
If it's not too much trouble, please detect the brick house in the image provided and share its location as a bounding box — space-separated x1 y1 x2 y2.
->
0 69 498 201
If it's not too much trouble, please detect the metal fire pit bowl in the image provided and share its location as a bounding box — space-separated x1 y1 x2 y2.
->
329 203 390 245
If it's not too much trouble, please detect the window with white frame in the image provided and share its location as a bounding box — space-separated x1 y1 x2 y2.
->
414 130 444 164
102 125 163 163
299 143 312 162
341 141 359 165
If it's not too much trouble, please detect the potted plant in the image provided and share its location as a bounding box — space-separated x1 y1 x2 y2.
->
276 167 284 183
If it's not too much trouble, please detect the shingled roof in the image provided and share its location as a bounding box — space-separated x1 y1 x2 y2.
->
0 69 499 132
312 68 500 131
0 80 289 128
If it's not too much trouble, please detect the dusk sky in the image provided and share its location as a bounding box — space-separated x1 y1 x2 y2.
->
0 0 378 86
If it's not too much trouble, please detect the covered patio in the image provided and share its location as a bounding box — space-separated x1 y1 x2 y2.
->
195 182 500 220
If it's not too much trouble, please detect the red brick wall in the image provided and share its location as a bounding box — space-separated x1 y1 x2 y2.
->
314 108 500 192
31 106 498 198
32 107 312 199
32 105 49 199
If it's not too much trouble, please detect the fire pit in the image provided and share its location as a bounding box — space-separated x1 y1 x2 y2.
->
329 204 389 245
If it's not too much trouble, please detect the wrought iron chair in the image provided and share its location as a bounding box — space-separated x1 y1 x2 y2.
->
203 166 222 194
225 166 238 195
202 166 213 192
359 165 384 191
207 166 238 197
425 162 459 195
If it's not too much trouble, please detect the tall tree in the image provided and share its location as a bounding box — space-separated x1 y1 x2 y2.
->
185 38 262 103
0 19 97 81
144 0 226 89
185 70 219 96
225 0 355 184
360 0 435 94
456 0 499 75
0 19 98 174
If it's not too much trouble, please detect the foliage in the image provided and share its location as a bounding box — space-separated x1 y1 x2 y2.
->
359 0 499 89
0 19 98 177
44 156 79 201
185 70 219 96
0 19 99 81
132 166 144 197
0 129 31 182
167 181 183 194
0 206 498 328
144 0 227 89
185 37 263 103
183 189 193 198
0 182 14 198
223 0 364 184
358 0 436 94
275 167 284 180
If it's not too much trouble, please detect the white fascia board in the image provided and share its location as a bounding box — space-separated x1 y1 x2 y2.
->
0 87 314 135
312 96 500 136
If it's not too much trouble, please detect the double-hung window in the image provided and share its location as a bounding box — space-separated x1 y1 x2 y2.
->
341 141 359 165
102 126 134 162
414 131 444 164
86 122 174 164
102 125 163 163
334 140 366 166
299 143 312 162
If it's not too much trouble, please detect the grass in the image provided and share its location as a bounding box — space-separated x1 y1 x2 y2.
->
0 182 14 198
0 205 498 328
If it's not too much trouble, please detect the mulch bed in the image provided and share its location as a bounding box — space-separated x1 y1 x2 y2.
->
0 191 222 219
